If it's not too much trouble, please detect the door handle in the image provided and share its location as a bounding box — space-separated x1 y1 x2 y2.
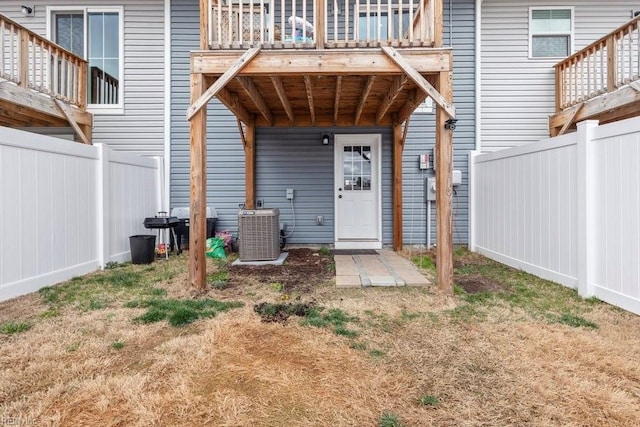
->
338 195 342 199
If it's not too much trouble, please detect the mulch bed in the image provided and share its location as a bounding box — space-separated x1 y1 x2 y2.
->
228 248 334 293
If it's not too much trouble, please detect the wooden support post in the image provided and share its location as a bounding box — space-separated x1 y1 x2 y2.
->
433 0 443 48
200 0 209 49
189 73 207 291
606 36 617 92
245 116 256 209
314 0 326 49
54 99 91 145
392 118 404 251
435 71 453 295
19 29 28 88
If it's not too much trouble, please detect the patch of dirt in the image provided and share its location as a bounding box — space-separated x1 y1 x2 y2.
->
455 275 507 294
253 301 316 323
228 248 333 293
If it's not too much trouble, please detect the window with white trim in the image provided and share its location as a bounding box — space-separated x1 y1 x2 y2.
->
415 98 433 114
530 8 573 58
50 7 123 110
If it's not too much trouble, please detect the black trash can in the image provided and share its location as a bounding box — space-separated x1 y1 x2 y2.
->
129 235 156 264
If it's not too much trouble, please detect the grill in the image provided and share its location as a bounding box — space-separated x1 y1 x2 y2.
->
143 216 180 229
143 214 180 257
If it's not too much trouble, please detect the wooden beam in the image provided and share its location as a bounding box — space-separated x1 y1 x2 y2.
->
435 71 454 296
187 47 260 120
304 76 316 126
191 48 453 75
382 46 456 119
376 76 407 124
199 0 209 49
333 76 342 126
0 81 92 126
434 0 443 47
217 87 251 125
189 73 207 291
606 37 617 92
401 117 411 148
19 30 28 88
244 116 256 209
549 83 640 131
270 76 294 124
397 89 428 123
392 119 404 251
236 118 247 148
237 76 273 125
314 0 325 49
54 99 91 144
557 103 584 136
354 76 376 125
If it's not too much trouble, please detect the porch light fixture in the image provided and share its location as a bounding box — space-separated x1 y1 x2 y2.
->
21 5 34 17
322 134 330 145
444 118 457 130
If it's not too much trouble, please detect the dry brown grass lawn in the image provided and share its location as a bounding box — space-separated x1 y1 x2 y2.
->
0 249 639 426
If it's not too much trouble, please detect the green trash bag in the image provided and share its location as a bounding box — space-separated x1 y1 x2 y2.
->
206 237 226 259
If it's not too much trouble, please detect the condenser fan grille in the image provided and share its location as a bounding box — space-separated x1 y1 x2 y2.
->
238 209 280 261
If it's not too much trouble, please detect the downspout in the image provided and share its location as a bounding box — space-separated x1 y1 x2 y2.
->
163 0 172 212
475 0 482 151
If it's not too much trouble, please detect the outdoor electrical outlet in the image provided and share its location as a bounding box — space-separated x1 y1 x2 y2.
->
256 199 264 208
316 215 324 225
286 188 294 200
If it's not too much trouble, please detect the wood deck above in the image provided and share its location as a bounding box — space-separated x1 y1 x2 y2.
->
0 14 92 143
550 15 640 135
190 47 453 127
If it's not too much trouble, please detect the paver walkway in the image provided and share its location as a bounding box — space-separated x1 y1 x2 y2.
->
334 249 429 288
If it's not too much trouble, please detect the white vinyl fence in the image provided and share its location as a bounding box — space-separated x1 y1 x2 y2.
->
470 118 640 316
0 127 161 302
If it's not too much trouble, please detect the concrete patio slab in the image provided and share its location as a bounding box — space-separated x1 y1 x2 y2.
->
334 249 430 288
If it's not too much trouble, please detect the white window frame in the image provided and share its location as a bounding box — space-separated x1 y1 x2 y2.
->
415 97 433 114
47 5 125 114
528 6 574 60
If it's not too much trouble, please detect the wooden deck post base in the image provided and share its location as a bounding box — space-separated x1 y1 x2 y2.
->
435 71 454 295
189 73 207 291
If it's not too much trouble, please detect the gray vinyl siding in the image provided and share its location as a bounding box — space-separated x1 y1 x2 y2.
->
170 0 474 245
403 0 475 246
481 0 638 152
171 0 247 235
257 127 393 244
0 0 165 156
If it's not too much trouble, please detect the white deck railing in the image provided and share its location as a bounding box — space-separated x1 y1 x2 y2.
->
0 14 87 107
555 15 640 111
207 0 435 49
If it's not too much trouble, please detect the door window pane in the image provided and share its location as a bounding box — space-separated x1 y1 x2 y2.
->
343 145 372 191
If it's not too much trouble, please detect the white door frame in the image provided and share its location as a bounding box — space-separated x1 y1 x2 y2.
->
334 134 383 249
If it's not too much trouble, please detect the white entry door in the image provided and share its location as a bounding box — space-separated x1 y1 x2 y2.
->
334 134 382 249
